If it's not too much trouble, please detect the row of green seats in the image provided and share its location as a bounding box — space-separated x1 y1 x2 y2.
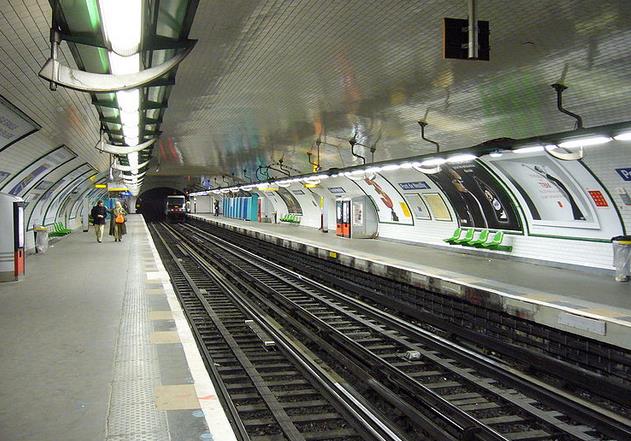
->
49 222 71 237
444 227 512 252
280 214 301 223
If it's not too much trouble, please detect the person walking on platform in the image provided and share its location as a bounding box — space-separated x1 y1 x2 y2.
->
90 200 107 243
110 201 127 242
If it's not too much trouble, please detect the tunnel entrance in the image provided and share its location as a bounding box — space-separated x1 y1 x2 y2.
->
136 187 185 222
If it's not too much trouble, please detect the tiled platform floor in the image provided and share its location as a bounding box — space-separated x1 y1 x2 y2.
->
0 215 234 441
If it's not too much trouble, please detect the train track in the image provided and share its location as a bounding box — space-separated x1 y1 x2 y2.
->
158 221 631 441
185 217 631 406
151 222 406 441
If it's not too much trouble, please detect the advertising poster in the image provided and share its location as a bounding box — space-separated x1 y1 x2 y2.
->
355 174 413 225
426 162 521 231
403 193 432 220
43 165 93 225
0 170 10 184
277 187 303 214
352 200 364 226
490 155 597 228
422 193 452 221
1 146 75 196
0 95 39 152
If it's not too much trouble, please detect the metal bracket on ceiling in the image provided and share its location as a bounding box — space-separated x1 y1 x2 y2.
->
547 83 584 160
268 164 290 177
418 120 440 153
112 159 151 171
123 170 147 178
39 29 196 93
243 169 251 183
348 134 366 165
277 158 291 176
97 137 157 155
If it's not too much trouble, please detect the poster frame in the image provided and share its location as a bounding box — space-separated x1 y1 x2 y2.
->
0 94 41 153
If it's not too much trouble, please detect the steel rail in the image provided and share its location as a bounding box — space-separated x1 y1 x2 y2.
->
153 222 408 441
187 217 631 403
180 221 631 441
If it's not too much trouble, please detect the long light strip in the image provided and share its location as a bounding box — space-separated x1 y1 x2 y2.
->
205 123 631 195
99 0 142 56
557 136 611 148
614 131 631 141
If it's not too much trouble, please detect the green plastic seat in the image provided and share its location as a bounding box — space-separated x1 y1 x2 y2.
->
465 229 489 247
444 227 462 244
52 223 70 235
478 231 512 252
452 228 474 245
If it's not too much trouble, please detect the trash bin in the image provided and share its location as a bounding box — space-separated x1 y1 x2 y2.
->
612 236 631 282
34 226 49 254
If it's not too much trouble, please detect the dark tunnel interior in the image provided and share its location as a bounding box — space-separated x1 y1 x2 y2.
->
136 187 185 222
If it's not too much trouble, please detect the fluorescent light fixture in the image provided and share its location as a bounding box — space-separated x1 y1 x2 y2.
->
614 131 631 141
420 158 446 167
514 145 544 154
127 151 139 169
117 89 140 112
277 181 291 188
315 174 329 180
382 164 400 171
489 151 504 158
120 110 140 126
100 0 142 56
123 124 139 138
365 167 382 174
558 136 611 148
109 52 140 75
241 186 253 191
446 154 477 163
125 136 139 146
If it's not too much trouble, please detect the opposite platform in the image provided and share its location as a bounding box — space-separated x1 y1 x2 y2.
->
189 213 631 350
0 215 234 441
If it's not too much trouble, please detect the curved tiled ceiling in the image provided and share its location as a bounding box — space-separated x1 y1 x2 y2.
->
160 0 631 186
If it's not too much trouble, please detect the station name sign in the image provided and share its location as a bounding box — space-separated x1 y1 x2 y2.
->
398 181 430 190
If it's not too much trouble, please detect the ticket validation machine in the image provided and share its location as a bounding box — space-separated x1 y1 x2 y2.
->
335 199 351 238
0 193 26 282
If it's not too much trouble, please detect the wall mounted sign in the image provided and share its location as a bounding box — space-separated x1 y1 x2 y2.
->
398 181 430 191
328 187 346 194
615 168 631 181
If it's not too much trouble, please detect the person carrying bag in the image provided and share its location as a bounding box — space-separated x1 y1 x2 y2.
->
110 201 127 242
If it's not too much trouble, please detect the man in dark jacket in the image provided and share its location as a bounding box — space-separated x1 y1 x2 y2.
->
90 200 107 243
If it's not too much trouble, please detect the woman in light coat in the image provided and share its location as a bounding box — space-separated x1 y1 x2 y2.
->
109 201 127 242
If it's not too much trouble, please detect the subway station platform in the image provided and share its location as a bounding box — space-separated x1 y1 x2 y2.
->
189 213 631 351
0 216 234 441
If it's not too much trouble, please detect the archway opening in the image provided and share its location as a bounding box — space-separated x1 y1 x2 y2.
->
136 187 184 222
